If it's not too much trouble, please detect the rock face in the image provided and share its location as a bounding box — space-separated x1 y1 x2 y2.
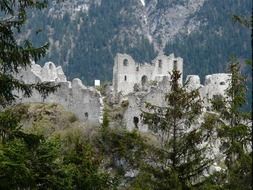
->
144 0 206 49
23 0 251 87
16 62 101 125
113 53 183 95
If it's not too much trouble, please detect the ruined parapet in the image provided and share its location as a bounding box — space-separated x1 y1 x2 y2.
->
122 73 231 131
157 76 171 91
113 53 142 95
151 53 183 84
200 73 231 108
56 66 67 82
113 53 183 96
185 75 202 91
185 73 231 107
30 61 67 82
16 62 101 125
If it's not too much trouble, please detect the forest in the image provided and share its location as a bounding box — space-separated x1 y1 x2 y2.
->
0 1 252 189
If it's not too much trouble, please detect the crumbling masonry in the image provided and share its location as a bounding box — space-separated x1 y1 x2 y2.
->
16 54 231 129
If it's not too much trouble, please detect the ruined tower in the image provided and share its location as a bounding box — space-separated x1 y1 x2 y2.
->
113 53 183 95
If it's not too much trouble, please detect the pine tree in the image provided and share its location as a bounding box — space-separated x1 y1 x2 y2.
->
0 1 61 188
135 70 211 189
0 0 58 108
0 0 59 142
210 58 252 189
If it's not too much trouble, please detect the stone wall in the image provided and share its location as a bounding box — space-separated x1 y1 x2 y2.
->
121 73 231 131
15 62 101 125
186 73 231 109
113 53 183 95
14 56 231 130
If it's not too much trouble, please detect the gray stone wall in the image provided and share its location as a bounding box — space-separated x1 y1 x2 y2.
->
113 53 183 95
15 62 101 125
121 73 231 131
14 55 231 130
186 73 231 109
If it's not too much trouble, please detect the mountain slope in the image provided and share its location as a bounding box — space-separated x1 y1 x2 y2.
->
24 0 251 85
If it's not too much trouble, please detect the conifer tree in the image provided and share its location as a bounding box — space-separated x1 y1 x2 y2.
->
0 1 61 188
135 70 211 189
0 0 57 108
210 59 252 189
0 0 58 141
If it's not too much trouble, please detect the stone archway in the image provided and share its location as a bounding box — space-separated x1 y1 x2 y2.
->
141 75 148 86
123 59 128 66
49 63 53 69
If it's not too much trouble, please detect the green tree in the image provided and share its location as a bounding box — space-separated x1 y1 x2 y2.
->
0 0 58 108
0 135 73 189
209 59 252 189
58 129 117 190
0 1 65 189
0 2 117 188
135 70 211 189
0 0 59 145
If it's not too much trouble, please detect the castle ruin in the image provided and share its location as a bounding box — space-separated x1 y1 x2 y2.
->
16 53 231 130
113 53 183 95
112 53 231 131
15 61 102 125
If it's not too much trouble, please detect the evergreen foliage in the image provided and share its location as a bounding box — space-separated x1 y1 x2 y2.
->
206 59 252 189
21 0 251 88
68 0 156 84
97 125 147 187
0 1 114 189
0 1 251 189
137 70 212 189
164 0 252 79
0 0 58 107
0 105 117 189
164 0 252 110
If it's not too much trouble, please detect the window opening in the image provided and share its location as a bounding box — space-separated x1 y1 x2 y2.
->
158 59 162 68
123 59 128 66
173 60 178 70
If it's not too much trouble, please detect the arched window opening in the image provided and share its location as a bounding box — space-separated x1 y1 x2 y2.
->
141 75 148 86
136 66 139 71
123 59 128 66
49 63 53 70
173 60 178 71
133 116 139 129
124 75 127 81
